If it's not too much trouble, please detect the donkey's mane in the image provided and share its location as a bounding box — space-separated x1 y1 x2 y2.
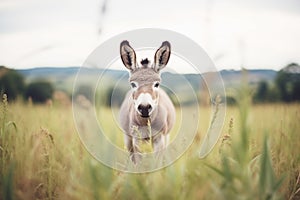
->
140 58 150 67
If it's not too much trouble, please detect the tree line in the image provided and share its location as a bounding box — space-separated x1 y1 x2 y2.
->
1 63 300 105
253 63 300 103
0 66 53 103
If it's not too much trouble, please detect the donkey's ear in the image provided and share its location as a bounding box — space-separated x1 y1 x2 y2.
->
154 41 171 72
120 40 137 71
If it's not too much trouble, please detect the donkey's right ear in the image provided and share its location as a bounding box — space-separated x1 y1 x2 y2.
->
154 41 171 72
120 40 137 71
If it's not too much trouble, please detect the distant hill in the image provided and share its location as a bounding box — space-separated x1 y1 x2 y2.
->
220 69 277 86
17 67 278 94
18 67 79 81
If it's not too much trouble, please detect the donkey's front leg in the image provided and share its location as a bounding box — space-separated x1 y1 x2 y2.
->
124 135 141 164
152 134 165 152
124 134 133 152
152 134 169 164
131 137 142 164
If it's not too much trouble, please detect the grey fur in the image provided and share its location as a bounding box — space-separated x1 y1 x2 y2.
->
119 41 175 164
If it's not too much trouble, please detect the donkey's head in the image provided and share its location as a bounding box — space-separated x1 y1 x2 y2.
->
120 40 171 118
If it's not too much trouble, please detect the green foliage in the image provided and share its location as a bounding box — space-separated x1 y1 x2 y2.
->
0 94 17 200
206 74 284 199
106 86 127 107
0 91 300 199
276 71 291 102
225 63 300 104
2 163 15 200
74 84 93 101
259 134 285 199
225 96 237 105
275 64 300 102
252 80 281 103
292 81 300 100
254 81 269 102
25 81 54 103
0 66 25 101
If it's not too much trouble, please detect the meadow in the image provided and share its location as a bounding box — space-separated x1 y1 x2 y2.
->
0 92 300 200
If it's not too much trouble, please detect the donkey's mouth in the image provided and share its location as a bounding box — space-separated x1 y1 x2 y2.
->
136 110 150 118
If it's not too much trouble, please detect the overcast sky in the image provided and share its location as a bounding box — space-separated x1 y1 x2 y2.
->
0 0 299 71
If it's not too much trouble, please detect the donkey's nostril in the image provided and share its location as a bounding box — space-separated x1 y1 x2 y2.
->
138 105 143 112
137 104 152 117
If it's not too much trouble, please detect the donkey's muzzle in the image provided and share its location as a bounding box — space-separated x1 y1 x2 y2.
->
138 104 152 118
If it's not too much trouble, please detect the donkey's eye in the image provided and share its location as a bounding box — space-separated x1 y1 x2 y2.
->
154 82 160 88
130 82 137 88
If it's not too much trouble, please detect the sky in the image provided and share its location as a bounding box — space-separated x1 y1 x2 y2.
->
0 0 300 71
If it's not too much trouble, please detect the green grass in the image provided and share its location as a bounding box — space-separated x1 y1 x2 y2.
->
0 93 300 199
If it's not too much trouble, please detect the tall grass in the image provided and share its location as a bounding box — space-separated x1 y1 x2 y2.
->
205 75 286 199
0 92 299 199
0 94 17 200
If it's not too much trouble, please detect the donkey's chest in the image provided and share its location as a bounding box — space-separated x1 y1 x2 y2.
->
130 124 162 140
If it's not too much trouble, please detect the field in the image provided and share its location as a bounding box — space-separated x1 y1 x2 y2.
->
1 93 300 200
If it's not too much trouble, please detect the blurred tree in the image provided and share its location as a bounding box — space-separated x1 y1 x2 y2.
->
254 81 268 103
74 84 93 101
0 66 25 101
276 63 300 102
106 86 127 107
25 81 54 103
292 78 300 100
226 96 237 105
254 81 280 103
276 71 291 102
266 86 280 102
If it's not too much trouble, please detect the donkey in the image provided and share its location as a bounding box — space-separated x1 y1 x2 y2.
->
119 40 176 164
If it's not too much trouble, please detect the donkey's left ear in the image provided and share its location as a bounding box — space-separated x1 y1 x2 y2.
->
120 40 137 71
154 41 171 72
